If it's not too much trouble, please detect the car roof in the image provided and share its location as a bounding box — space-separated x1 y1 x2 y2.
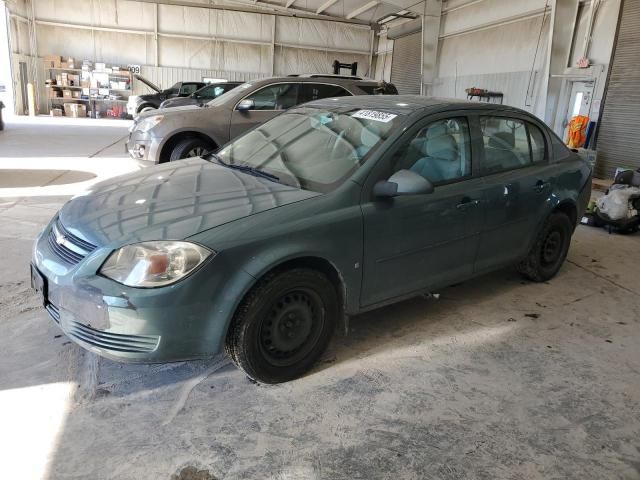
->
247 75 389 87
305 95 536 117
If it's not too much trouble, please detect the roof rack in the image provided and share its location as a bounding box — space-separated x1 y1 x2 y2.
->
287 73 364 80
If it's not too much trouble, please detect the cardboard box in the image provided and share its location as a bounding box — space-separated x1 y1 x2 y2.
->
62 89 72 99
44 55 63 69
51 107 64 116
47 87 62 98
72 90 80 98
63 103 87 118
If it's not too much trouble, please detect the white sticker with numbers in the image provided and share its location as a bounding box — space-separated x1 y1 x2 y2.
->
352 110 397 123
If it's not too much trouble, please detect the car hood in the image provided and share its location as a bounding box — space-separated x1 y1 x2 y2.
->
138 103 203 120
162 97 199 108
59 158 320 247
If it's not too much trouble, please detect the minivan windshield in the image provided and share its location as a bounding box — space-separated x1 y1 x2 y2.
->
214 106 402 193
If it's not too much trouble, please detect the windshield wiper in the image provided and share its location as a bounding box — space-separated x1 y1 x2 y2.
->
209 155 281 183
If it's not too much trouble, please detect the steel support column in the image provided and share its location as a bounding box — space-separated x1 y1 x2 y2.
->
420 0 442 96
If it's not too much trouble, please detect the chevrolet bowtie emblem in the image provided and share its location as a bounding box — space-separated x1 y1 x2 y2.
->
55 229 66 245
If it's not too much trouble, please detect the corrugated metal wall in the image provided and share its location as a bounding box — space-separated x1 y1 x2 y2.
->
390 32 421 94
595 0 640 178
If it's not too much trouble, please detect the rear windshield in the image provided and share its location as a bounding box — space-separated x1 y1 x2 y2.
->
215 106 403 193
358 83 398 95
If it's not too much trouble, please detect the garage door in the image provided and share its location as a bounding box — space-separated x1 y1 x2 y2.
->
391 32 421 95
595 0 640 178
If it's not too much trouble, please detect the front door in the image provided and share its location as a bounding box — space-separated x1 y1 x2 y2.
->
360 116 485 307
229 83 300 140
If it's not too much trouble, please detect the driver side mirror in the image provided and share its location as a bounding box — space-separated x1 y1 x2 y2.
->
236 99 255 112
373 169 434 198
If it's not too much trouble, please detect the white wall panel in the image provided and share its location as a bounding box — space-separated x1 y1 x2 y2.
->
437 15 550 78
441 0 547 36
275 17 370 52
273 45 369 76
36 24 153 64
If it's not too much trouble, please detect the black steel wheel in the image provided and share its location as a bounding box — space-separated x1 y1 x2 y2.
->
226 268 338 384
518 212 573 282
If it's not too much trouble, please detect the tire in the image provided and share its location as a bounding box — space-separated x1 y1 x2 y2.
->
169 138 214 162
138 105 155 114
226 268 338 384
517 212 573 282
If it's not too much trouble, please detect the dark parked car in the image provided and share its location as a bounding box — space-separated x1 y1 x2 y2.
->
32 96 591 383
159 81 242 109
126 74 399 163
126 77 206 116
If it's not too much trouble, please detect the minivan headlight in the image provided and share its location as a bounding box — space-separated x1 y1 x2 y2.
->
100 241 212 287
136 115 164 132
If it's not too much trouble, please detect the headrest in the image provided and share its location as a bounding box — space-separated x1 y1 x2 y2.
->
426 134 458 162
360 127 380 148
426 123 448 139
489 132 515 149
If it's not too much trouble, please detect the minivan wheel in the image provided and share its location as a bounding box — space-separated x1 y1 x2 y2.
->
226 268 338 384
169 138 214 161
517 212 573 282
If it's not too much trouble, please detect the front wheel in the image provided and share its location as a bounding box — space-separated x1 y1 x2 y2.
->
226 268 338 384
169 138 214 161
517 212 573 282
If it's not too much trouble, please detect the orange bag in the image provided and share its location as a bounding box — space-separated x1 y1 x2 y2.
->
567 115 589 149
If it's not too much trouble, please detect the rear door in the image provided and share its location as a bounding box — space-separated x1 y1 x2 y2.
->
474 114 554 272
229 82 300 139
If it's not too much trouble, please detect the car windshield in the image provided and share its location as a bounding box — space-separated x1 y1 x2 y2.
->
215 106 403 193
206 82 250 106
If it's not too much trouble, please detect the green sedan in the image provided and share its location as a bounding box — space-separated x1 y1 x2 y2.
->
31 96 592 383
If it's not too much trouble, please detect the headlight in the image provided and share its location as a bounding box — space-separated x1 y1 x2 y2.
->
100 241 212 287
136 115 164 133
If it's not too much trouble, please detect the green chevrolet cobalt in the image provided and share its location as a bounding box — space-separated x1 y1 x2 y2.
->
31 96 591 383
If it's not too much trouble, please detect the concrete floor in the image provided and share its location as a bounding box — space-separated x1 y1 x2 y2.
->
1 117 639 480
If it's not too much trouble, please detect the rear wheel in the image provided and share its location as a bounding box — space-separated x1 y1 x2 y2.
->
518 212 573 282
226 268 338 384
169 138 214 161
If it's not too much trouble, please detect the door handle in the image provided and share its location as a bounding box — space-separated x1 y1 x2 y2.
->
456 198 481 210
533 180 550 193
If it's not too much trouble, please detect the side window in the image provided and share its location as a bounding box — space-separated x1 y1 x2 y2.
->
245 83 299 110
480 116 531 174
299 84 351 103
391 117 472 185
528 123 546 163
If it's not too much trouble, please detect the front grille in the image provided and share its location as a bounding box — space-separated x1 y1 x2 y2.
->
46 301 160 353
45 303 60 324
66 321 160 353
47 219 97 266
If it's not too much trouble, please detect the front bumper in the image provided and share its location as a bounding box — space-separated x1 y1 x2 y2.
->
125 129 161 165
32 219 252 362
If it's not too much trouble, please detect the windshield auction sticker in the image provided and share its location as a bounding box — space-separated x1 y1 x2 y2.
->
352 110 397 123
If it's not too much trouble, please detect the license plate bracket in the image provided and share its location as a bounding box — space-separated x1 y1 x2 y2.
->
30 264 48 306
